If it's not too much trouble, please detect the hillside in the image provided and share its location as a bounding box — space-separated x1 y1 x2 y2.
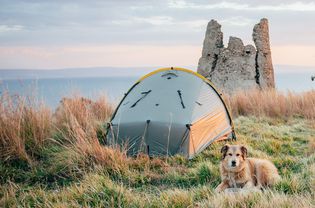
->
0 90 314 207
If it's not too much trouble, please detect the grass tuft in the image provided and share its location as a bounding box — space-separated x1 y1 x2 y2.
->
0 92 52 164
225 89 315 120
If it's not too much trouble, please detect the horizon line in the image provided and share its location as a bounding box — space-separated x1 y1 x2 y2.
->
0 64 314 71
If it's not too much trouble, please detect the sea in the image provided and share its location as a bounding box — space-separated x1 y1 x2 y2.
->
0 72 314 109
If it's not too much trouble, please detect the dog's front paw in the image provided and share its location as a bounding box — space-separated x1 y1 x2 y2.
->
215 183 228 193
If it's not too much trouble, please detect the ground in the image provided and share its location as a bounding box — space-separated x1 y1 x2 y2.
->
1 114 314 207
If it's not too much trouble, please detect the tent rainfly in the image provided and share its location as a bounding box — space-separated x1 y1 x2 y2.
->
106 67 235 159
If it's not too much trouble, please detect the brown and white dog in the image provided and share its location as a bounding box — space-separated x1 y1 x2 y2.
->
215 144 280 192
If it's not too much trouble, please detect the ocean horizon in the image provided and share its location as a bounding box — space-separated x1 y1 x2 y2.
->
0 71 314 109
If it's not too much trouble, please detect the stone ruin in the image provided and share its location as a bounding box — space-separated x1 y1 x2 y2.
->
197 18 275 93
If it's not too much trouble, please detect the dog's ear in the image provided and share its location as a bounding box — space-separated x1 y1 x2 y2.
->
240 145 247 159
220 145 229 159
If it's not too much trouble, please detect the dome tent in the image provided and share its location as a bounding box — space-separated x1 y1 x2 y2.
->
106 67 235 159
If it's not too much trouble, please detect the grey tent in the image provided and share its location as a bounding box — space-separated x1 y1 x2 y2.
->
106 67 235 158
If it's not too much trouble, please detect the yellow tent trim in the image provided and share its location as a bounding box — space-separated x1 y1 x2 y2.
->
137 67 221 94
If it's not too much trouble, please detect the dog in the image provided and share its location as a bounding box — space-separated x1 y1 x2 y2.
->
215 144 280 192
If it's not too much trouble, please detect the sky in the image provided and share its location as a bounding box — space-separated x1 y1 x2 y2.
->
0 0 315 72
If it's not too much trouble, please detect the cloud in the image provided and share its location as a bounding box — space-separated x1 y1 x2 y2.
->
0 0 314 68
168 0 315 11
0 25 24 33
0 45 201 69
1 44 315 69
219 17 254 27
272 45 315 67
135 16 174 26
112 16 174 26
112 15 208 32
168 1 248 10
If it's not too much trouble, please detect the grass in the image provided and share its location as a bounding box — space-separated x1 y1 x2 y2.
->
0 92 52 164
224 89 315 120
0 89 314 207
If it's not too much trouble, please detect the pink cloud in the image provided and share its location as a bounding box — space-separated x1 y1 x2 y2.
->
0 44 314 70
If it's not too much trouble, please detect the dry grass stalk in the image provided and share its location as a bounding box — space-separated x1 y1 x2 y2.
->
0 92 52 163
54 96 113 138
225 89 315 120
53 95 128 172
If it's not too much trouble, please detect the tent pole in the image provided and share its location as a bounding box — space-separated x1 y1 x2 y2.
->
140 120 150 155
166 113 173 157
231 131 237 141
187 124 197 156
176 124 191 154
108 122 116 146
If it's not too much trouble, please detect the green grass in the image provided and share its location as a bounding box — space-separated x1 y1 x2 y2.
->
0 116 315 207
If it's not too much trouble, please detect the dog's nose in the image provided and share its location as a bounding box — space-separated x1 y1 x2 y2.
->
231 161 236 166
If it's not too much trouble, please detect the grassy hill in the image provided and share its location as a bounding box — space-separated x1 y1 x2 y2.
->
0 90 314 207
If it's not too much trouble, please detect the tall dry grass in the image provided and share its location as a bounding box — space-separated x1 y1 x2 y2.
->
0 93 114 166
225 89 315 120
54 96 113 133
52 96 128 171
0 92 52 164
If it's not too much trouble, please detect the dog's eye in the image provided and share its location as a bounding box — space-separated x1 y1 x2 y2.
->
228 153 232 156
236 154 240 156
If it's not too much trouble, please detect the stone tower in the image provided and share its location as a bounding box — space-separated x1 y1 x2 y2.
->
197 18 275 93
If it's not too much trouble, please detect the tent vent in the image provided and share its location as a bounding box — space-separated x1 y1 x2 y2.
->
162 72 178 79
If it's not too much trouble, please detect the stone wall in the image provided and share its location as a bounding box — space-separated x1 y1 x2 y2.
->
197 18 275 93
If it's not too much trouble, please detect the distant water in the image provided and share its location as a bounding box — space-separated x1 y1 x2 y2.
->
0 72 314 109
275 72 314 92
0 77 138 109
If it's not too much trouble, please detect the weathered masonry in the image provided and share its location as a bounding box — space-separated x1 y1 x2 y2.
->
197 18 275 93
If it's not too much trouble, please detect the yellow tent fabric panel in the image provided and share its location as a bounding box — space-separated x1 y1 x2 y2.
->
189 108 232 156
